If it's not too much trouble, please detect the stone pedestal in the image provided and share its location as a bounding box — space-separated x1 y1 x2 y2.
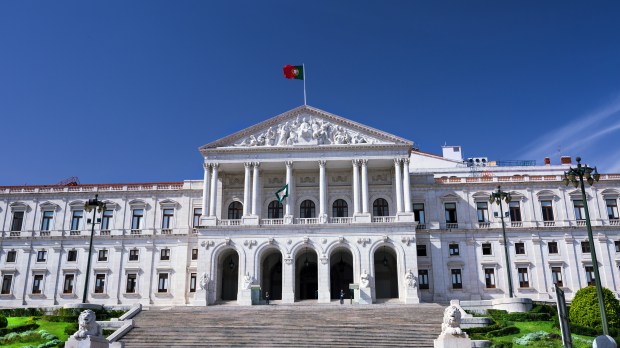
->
358 287 373 304
353 214 371 223
284 215 293 224
404 287 420 304
433 334 472 348
593 335 617 348
238 289 252 305
192 289 208 306
201 216 217 226
66 335 110 348
242 216 259 225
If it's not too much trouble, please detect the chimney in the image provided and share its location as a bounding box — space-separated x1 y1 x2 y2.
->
560 156 572 165
544 157 551 165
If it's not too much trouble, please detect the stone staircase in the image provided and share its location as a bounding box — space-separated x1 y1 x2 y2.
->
120 302 445 347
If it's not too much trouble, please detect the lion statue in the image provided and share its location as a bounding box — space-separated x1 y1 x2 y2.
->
72 309 102 338
441 305 464 336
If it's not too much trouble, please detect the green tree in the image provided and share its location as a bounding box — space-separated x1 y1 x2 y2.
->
569 286 620 329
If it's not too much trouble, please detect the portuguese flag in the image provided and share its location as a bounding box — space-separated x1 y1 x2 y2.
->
283 65 304 80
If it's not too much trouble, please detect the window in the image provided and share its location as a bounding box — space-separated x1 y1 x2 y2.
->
482 243 492 256
548 242 559 254
101 210 113 231
518 268 530 288
67 250 78 262
476 202 489 222
191 249 198 260
98 249 108 262
63 274 75 294
1 275 12 294
581 241 591 253
551 267 563 287
160 248 170 261
131 209 143 230
37 250 47 262
189 273 197 293
126 274 137 293
449 243 460 256
615 241 620 253
541 201 554 221
509 201 522 222
227 202 242 219
607 199 619 220
162 208 174 229
515 242 525 255
332 199 348 218
413 203 425 224
193 208 202 227
268 201 283 219
71 210 83 231
6 250 16 263
32 274 43 294
416 244 427 257
451 269 462 289
95 274 106 293
445 203 457 223
158 273 169 293
129 249 139 261
418 270 429 289
11 211 24 231
484 269 496 288
573 200 586 220
372 198 389 217
585 266 595 286
41 211 54 231
300 200 316 218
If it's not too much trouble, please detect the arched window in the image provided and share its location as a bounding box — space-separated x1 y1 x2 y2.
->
268 200 283 219
373 198 389 217
299 200 316 219
227 201 243 219
332 199 348 218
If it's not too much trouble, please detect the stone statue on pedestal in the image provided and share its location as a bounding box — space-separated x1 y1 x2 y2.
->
66 309 109 348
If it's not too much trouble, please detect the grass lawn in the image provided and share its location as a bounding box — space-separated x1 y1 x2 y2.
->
4 316 74 347
478 320 595 347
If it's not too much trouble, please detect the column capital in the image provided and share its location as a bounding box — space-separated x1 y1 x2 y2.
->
244 162 253 169
253 162 260 168
361 159 368 166
318 160 327 167
203 163 211 170
352 159 360 167
403 158 410 165
285 160 294 167
394 158 403 165
211 163 219 169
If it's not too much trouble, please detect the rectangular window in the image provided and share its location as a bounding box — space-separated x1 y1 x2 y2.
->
129 249 139 261
191 249 198 260
1 275 13 294
476 202 489 222
67 250 77 262
574 200 586 220
11 211 24 231
162 209 174 229
63 274 75 294
515 242 525 255
98 249 108 262
190 273 197 293
445 203 458 223
416 244 427 257
418 270 429 289
451 269 462 289
552 267 563 287
158 273 169 293
509 201 522 222
548 242 559 254
71 210 83 231
101 210 113 231
32 274 43 294
160 248 170 261
131 209 144 230
585 266 595 286
581 241 591 253
484 269 496 288
95 274 106 293
482 243 492 256
518 268 530 288
6 251 16 263
615 241 620 253
449 243 460 256
541 201 554 221
193 208 202 227
37 250 47 262
607 199 619 220
126 274 137 293
413 203 425 224
41 211 54 231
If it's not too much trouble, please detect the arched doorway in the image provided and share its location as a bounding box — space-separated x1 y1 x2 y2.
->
261 249 282 300
330 248 353 300
295 247 318 300
374 245 398 299
219 249 239 301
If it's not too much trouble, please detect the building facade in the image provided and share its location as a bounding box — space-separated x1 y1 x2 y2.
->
1 106 619 308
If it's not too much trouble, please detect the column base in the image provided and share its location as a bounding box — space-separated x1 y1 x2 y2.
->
237 289 252 306
353 213 371 223
284 215 293 224
201 216 217 226
319 214 328 224
358 287 373 304
242 216 260 225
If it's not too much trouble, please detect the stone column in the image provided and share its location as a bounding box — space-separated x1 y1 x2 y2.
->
281 256 295 303
318 255 331 303
352 160 360 214
209 164 219 217
319 160 327 222
285 161 293 224
201 163 211 217
243 162 252 217
403 158 412 213
361 159 369 214
394 158 403 213
251 162 260 216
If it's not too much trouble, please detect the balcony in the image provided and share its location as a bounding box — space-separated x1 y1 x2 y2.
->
9 231 20 237
576 220 587 227
69 230 81 236
130 229 142 235
416 224 426 230
371 216 396 223
40 231 51 236
543 221 555 227
161 229 172 235
510 222 523 228
329 217 353 224
445 223 458 229
609 219 619 226
477 222 491 229
100 230 111 236
296 218 319 225
261 218 284 225
219 219 241 226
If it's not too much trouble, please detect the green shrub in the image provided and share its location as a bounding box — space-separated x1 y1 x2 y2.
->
0 315 7 328
491 343 512 348
0 322 40 336
486 326 520 338
0 308 45 317
64 323 78 336
569 286 620 329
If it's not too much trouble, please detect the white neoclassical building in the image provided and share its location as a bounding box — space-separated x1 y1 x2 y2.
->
1 105 619 308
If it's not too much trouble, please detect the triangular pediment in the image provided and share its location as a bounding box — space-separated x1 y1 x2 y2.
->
199 105 413 152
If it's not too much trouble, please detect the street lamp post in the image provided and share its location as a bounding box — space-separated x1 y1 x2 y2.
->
489 186 514 298
561 157 608 336
82 194 106 304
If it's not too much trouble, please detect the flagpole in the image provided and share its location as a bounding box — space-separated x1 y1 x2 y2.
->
303 63 307 105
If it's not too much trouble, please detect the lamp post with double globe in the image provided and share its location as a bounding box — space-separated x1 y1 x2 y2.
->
489 186 514 298
82 194 106 304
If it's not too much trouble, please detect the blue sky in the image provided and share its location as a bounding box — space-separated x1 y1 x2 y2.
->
1 1 619 185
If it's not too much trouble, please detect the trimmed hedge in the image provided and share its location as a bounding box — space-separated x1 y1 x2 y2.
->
0 315 7 329
569 286 620 329
0 322 40 336
0 308 45 317
486 309 551 322
486 326 520 338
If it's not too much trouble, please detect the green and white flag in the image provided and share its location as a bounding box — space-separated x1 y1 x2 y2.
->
275 184 289 203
